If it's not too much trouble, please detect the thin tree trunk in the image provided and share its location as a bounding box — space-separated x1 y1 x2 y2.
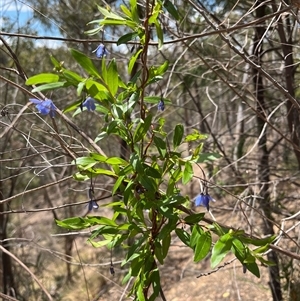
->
271 1 300 169
0 181 17 297
253 2 283 301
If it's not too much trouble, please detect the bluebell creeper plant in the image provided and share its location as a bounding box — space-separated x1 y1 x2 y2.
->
26 1 276 300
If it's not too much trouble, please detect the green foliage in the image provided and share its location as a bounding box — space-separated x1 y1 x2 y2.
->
25 1 276 299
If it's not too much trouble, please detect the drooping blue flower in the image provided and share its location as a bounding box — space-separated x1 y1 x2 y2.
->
158 99 165 111
195 193 215 211
93 44 108 58
88 199 99 211
82 97 96 111
29 98 57 118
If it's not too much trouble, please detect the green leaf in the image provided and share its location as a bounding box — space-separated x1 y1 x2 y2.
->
77 81 85 96
144 165 161 178
97 5 126 20
117 32 138 45
175 228 190 247
143 96 171 104
231 238 246 263
162 233 171 259
185 130 207 142
128 48 142 74
133 114 153 143
25 73 59 85
107 58 118 96
153 136 167 158
154 20 164 49
70 48 101 78
56 217 92 230
63 69 84 85
240 234 276 246
130 0 139 23
74 156 97 166
31 82 67 92
164 0 180 20
120 4 132 18
184 213 205 224
244 261 260 278
154 241 164 264
194 231 212 262
99 19 128 26
156 61 169 75
173 124 184 149
211 233 233 268
190 224 203 248
182 161 193 184
106 157 128 165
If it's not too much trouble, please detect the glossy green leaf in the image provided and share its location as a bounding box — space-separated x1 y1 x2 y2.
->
31 82 67 92
70 48 101 78
154 241 164 264
99 19 128 25
128 48 142 74
130 0 139 23
244 261 260 278
240 234 276 246
184 213 205 224
211 233 233 268
162 233 171 259
194 231 212 262
63 69 83 85
175 228 190 247
231 238 246 263
107 58 118 96
164 0 180 20
133 114 152 143
120 4 132 18
25 73 59 85
182 161 193 184
190 224 203 248
185 130 208 142
97 5 126 20
117 32 139 45
56 217 91 230
154 20 164 49
153 136 167 158
173 124 184 149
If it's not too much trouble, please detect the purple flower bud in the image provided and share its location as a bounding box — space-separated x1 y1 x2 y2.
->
88 200 99 211
195 193 214 211
93 44 109 58
29 98 57 118
158 99 165 111
82 97 96 111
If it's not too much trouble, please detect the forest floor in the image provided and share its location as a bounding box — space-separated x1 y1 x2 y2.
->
16 202 282 301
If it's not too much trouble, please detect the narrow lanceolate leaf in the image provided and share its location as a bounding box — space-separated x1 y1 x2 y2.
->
194 231 212 262
25 73 60 85
173 124 184 149
163 0 180 20
107 58 118 96
97 5 126 20
175 228 190 247
70 48 101 78
182 161 193 184
128 48 142 74
154 20 164 49
211 233 233 268
133 114 153 143
117 32 139 45
31 82 67 92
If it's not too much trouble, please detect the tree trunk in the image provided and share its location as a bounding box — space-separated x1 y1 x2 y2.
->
0 181 17 297
253 2 283 300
